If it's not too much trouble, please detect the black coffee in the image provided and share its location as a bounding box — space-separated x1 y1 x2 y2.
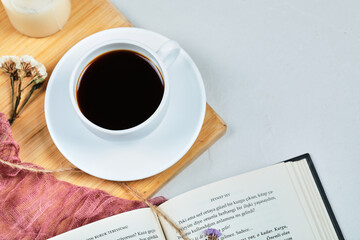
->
76 50 164 130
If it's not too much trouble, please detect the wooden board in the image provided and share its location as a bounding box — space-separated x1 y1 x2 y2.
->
0 0 226 200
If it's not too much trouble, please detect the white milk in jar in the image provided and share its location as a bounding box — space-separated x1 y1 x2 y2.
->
1 0 71 37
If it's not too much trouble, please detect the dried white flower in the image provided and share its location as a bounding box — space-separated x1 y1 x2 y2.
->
0 55 21 72
0 56 6 67
12 56 21 69
35 62 47 79
0 56 10 68
20 55 38 68
20 55 47 81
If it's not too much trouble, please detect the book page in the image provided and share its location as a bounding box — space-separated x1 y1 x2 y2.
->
49 208 165 240
286 160 338 239
159 162 317 240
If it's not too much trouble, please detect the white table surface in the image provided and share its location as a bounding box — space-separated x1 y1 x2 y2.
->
112 1 359 238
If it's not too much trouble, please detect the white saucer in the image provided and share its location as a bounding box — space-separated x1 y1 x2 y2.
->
44 28 206 181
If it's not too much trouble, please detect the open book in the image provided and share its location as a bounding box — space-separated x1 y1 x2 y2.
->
50 154 344 240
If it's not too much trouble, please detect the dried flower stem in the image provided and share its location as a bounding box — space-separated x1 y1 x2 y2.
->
11 75 23 122
17 82 44 116
207 237 218 240
10 73 15 114
8 79 45 125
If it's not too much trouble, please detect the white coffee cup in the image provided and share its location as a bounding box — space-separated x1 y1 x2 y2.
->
69 39 180 140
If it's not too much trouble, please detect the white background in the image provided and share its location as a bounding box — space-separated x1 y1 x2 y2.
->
112 1 360 238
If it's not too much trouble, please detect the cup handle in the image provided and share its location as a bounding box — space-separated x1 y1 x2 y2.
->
156 40 181 68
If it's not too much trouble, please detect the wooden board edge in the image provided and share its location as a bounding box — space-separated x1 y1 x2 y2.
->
106 1 134 27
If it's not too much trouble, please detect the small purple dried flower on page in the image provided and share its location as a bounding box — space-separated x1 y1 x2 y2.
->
204 228 222 239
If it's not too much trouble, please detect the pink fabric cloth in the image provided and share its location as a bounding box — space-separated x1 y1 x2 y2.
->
0 113 166 240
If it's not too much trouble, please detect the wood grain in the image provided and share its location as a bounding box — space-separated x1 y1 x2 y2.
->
0 0 226 200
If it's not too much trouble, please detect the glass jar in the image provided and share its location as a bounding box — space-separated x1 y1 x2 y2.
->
1 0 71 37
